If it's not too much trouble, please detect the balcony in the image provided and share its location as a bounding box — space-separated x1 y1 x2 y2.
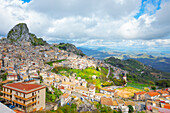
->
13 100 37 106
0 90 12 95
0 96 11 101
14 94 37 101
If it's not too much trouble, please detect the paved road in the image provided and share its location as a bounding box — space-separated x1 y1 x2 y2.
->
106 65 110 78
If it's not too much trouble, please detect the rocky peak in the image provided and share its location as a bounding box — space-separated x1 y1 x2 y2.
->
7 23 32 43
6 23 47 46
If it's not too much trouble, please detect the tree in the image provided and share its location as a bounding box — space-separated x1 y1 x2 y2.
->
56 108 63 113
40 75 43 83
144 87 149 92
151 86 156 91
149 81 155 85
128 105 134 113
1 72 8 81
51 85 63 98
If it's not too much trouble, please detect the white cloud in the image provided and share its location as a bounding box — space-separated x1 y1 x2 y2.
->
0 0 170 52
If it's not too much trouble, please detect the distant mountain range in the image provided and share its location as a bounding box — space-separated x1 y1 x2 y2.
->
78 47 170 72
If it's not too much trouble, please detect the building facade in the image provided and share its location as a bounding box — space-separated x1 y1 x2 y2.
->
0 83 46 112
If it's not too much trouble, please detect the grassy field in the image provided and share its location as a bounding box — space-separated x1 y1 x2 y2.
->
56 67 108 88
126 82 150 90
115 86 143 98
46 59 67 66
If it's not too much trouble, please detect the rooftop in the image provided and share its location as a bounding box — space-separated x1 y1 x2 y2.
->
124 101 135 106
135 91 146 95
147 92 160 97
101 97 114 106
61 93 69 99
158 90 169 94
164 104 170 109
3 83 45 93
75 86 88 91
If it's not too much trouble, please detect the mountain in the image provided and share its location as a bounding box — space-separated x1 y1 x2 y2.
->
55 43 85 56
105 57 170 83
118 54 170 72
7 23 47 46
77 47 114 59
78 47 170 72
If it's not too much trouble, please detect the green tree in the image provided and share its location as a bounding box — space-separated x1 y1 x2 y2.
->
128 105 134 113
56 108 63 113
52 86 63 98
1 72 8 81
40 75 43 83
151 86 156 90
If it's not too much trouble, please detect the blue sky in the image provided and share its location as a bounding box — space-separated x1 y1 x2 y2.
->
21 0 162 18
135 0 162 19
22 0 31 3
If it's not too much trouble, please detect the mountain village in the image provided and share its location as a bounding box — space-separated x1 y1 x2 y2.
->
0 24 170 113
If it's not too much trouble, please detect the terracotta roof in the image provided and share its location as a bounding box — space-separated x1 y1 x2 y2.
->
107 89 115 92
95 93 112 97
124 101 135 106
89 86 95 90
135 91 146 95
158 90 169 94
113 100 118 106
101 97 114 106
163 95 170 98
117 99 124 104
75 86 88 91
147 92 160 97
3 83 45 92
1 80 13 84
61 93 69 99
164 104 170 109
58 86 64 90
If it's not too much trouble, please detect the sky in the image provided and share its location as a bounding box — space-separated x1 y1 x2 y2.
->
0 0 170 54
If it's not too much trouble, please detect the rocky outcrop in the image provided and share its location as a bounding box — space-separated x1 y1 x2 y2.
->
55 43 85 56
7 23 47 46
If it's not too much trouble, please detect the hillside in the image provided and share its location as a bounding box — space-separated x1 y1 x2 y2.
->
78 47 170 72
55 43 85 56
77 47 113 59
119 54 170 72
7 23 47 46
105 57 170 84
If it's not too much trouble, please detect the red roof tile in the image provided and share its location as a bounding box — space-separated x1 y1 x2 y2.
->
135 91 146 95
158 90 169 94
61 93 69 99
147 92 160 97
101 97 114 106
89 86 95 90
4 83 44 91
164 104 170 109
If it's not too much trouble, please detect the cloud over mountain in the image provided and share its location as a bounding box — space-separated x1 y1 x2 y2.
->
0 0 170 51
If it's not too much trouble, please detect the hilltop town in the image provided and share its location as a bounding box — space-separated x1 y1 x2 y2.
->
0 23 170 113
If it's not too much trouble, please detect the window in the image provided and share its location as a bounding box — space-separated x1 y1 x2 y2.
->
38 96 39 98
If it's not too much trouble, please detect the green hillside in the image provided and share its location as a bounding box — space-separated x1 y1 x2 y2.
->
105 57 170 84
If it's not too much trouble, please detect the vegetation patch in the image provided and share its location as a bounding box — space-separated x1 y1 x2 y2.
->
115 86 142 98
126 82 150 90
46 59 66 66
52 66 108 88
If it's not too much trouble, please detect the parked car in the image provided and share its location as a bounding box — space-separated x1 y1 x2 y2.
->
6 104 15 109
